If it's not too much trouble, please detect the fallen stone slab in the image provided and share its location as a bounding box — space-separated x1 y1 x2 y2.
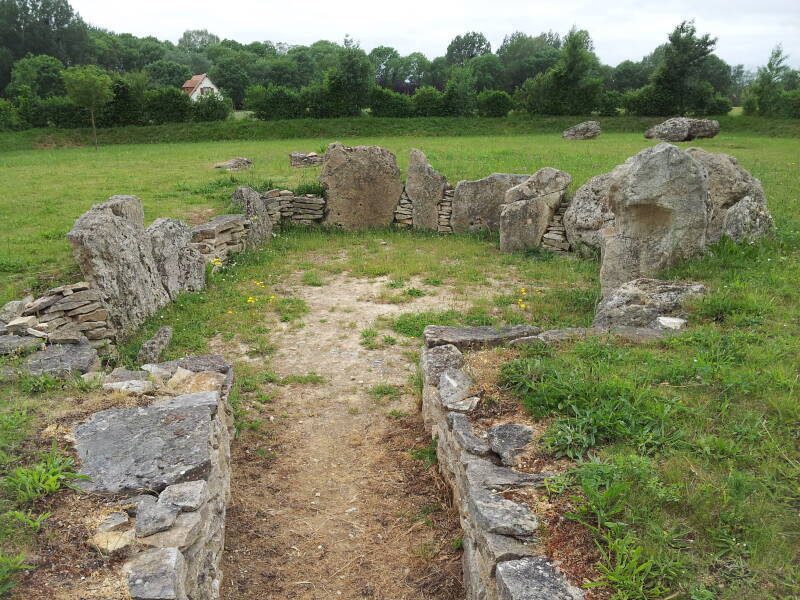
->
496 556 584 600
488 423 533 466
562 120 601 140
424 325 540 350
147 354 231 377
0 335 43 356
448 413 492 457
593 278 706 329
74 391 222 495
22 343 98 377
644 117 719 142
213 157 252 171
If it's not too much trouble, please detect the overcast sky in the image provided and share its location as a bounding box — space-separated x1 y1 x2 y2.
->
70 0 800 69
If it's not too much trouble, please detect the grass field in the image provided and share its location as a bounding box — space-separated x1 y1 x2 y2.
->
0 121 798 598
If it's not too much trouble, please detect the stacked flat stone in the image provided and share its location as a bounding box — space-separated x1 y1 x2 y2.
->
393 190 413 227
541 197 571 252
190 214 248 262
289 152 324 168
292 195 325 224
278 190 294 220
260 189 284 228
13 282 116 350
438 188 454 233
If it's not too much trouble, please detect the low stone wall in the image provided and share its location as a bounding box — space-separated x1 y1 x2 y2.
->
289 151 324 168
191 214 249 262
418 325 585 600
74 355 234 600
262 189 326 226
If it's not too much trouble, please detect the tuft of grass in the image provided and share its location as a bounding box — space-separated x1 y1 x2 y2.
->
368 384 402 402
301 271 325 287
273 297 309 322
2 446 87 504
278 372 325 385
410 438 438 468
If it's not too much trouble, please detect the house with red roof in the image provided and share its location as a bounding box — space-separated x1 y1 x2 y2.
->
182 74 221 101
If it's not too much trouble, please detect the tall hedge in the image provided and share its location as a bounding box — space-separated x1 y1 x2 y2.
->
369 86 412 117
411 85 444 117
476 89 513 117
192 93 231 122
144 87 193 124
244 84 303 120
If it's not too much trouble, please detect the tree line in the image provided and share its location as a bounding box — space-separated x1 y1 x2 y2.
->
1 0 798 133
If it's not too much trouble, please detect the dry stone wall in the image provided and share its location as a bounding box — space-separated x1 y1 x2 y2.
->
290 151 324 168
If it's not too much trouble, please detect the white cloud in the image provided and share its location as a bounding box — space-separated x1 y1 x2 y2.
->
72 0 800 69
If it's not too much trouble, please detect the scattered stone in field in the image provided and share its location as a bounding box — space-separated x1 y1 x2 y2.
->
563 172 613 257
424 324 540 351
406 148 448 231
136 497 181 537
98 512 130 533
23 343 99 377
448 413 491 457
168 369 226 394
290 152 324 168
599 143 708 295
685 147 774 244
510 327 605 346
562 120 601 140
500 167 572 252
213 157 252 171
421 344 464 386
593 278 706 329
0 334 43 355
644 117 720 142
90 528 135 554
124 547 188 600
656 316 687 330
137 326 173 365
74 391 221 494
496 556 584 600
451 173 530 234
320 142 403 230
488 423 533 466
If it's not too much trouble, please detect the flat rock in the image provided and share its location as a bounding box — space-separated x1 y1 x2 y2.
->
105 368 149 384
90 528 135 554
102 380 156 394
136 496 181 537
23 343 98 377
439 368 475 410
421 344 464 386
467 486 538 537
424 325 540 351
488 423 533 466
496 557 584 600
0 335 43 355
124 547 188 600
6 315 37 333
159 480 208 512
448 413 491 456
149 354 231 377
137 509 204 550
593 278 706 329
213 157 252 171
98 511 130 533
464 455 548 490
74 391 220 495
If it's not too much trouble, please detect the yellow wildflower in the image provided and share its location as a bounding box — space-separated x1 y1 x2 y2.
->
520 303 526 309
210 258 223 266
268 295 276 302
246 297 256 303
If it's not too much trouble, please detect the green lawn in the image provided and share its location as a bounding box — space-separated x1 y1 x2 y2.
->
0 125 798 598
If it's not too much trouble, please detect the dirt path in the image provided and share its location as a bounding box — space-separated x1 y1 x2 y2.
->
221 275 467 600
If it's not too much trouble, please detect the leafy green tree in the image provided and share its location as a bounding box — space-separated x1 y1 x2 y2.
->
177 29 220 53
368 46 400 86
209 55 251 108
6 53 64 97
442 66 477 116
515 28 602 115
422 56 450 90
468 53 503 92
0 97 21 129
62 64 113 148
476 89 512 117
411 85 444 116
192 92 231 121
245 84 303 120
698 54 733 96
445 32 490 66
609 60 650 92
624 21 717 115
143 87 192 124
496 31 561 91
369 85 412 117
746 45 791 116
144 60 192 89
404 52 430 89
321 43 372 117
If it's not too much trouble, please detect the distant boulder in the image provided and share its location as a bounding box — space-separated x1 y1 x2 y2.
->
562 120 601 140
644 118 719 142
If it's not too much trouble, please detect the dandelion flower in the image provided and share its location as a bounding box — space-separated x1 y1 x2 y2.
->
247 297 256 303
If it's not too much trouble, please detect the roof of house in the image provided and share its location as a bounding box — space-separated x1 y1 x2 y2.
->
182 74 208 95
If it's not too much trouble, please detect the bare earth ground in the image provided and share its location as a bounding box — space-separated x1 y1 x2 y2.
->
221 275 469 600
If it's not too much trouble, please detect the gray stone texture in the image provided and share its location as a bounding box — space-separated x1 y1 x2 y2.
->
137 326 173 365
599 143 708 295
124 547 188 600
23 343 98 377
147 218 206 301
562 120 601 140
451 173 530 234
424 324 540 351
320 142 403 230
496 557 584 600
0 335 42 355
420 344 465 386
644 117 720 142
406 148 447 230
593 278 706 329
488 423 533 466
563 172 613 257
230 186 274 249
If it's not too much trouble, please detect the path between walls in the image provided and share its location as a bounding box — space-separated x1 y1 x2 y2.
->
220 274 472 600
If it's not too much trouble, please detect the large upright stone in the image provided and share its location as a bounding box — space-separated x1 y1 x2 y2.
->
68 196 169 333
451 173 530 234
599 144 708 295
406 149 447 230
319 142 403 230
147 219 206 301
563 173 613 258
685 148 773 244
231 186 273 249
500 168 572 252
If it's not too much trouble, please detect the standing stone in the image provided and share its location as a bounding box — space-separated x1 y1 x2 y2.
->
644 117 720 142
231 186 273 249
68 196 169 333
406 149 447 231
137 326 173 365
685 148 773 244
319 142 403 230
500 168 572 252
562 120 601 140
563 173 613 258
451 173 530 234
147 219 206 301
599 144 708 295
